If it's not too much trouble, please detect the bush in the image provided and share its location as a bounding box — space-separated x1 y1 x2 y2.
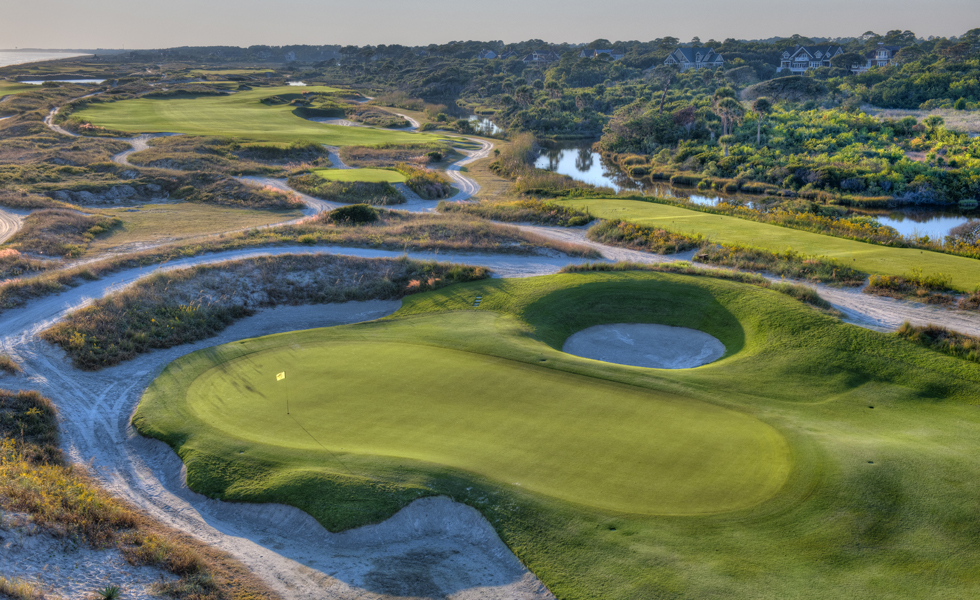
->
287 173 404 205
396 163 454 199
328 204 379 225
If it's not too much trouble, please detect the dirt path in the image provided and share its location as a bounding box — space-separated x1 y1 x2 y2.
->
111 133 181 166
0 300 552 600
0 206 28 244
392 112 420 130
446 138 493 201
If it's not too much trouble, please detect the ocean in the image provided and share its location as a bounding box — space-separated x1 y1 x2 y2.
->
0 51 90 68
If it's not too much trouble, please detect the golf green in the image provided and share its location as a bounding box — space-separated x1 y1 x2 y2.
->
185 340 790 515
70 86 448 147
135 271 980 599
561 197 980 291
313 168 406 184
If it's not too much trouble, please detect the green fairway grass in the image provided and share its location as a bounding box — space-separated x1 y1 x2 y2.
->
561 198 980 291
0 81 35 97
136 272 980 599
70 86 449 147
313 168 406 184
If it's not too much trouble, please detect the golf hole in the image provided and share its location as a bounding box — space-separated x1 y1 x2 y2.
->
562 323 726 369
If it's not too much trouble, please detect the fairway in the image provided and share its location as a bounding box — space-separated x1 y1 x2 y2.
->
313 168 406 184
70 86 449 147
136 272 980 599
562 198 980 291
0 81 35 97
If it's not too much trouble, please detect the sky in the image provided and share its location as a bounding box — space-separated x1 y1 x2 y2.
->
2 0 975 49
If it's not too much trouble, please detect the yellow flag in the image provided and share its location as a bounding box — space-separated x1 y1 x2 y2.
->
276 372 285 381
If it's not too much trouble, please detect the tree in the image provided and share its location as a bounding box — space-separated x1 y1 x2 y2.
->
575 91 595 111
830 52 865 70
923 115 945 136
712 87 741 136
646 64 678 114
752 97 772 146
514 85 534 107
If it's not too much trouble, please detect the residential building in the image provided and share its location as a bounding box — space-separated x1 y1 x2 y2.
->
284 51 296 62
477 49 498 60
499 51 518 60
776 45 844 74
663 47 724 71
579 48 625 60
522 51 560 65
851 44 903 73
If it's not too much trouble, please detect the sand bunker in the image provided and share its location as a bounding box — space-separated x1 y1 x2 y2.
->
563 323 726 369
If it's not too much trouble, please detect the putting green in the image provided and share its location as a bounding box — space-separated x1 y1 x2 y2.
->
70 86 448 147
185 340 789 515
314 168 406 184
136 272 980 599
561 198 980 291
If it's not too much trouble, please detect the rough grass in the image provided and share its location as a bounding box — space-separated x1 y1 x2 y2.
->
396 163 454 199
69 86 448 147
0 248 57 280
0 576 44 600
560 261 835 310
339 144 442 168
133 272 980 599
170 173 306 210
866 269 959 305
0 353 21 375
288 172 404 205
5 209 120 257
0 189 75 210
128 137 332 175
587 219 703 255
0 389 279 600
41 255 490 370
438 198 593 227
562 197 980 291
897 321 980 362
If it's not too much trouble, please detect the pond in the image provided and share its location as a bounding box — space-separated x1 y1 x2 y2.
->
535 142 978 240
468 115 503 136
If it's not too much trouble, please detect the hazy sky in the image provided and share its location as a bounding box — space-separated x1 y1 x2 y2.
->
3 0 975 49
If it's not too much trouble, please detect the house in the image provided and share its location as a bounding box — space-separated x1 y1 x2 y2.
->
579 48 625 60
284 51 296 62
522 51 560 65
499 51 518 60
851 44 903 73
477 49 498 60
663 47 724 71
775 45 844 74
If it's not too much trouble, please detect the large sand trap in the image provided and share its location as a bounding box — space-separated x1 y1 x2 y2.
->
563 323 726 369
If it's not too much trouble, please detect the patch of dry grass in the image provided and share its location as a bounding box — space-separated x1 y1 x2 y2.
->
897 322 980 362
0 353 21 375
42 254 489 369
339 144 441 168
864 105 980 134
0 576 44 600
0 388 279 600
5 209 120 258
0 248 58 280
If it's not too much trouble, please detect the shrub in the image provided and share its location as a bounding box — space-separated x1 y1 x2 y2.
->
897 322 980 363
396 163 454 199
438 198 593 227
0 354 21 375
328 204 379 225
287 173 404 205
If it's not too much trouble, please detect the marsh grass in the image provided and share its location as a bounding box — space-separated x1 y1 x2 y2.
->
42 254 490 369
438 198 593 227
0 389 278 600
5 210 120 258
897 322 980 363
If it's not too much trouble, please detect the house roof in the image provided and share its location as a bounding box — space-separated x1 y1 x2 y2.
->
782 46 844 61
671 47 723 63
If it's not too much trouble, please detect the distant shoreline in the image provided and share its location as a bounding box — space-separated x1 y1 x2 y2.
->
0 51 92 69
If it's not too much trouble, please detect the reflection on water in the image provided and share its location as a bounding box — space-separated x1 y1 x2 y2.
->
535 143 978 239
22 79 105 85
468 115 503 136
286 81 307 86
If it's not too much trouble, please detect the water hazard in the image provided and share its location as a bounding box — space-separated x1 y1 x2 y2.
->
535 142 978 239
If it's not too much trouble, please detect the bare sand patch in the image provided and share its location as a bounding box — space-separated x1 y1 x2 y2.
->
563 323 726 369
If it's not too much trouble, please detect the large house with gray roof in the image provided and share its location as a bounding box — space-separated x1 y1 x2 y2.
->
663 47 724 71
776 45 845 74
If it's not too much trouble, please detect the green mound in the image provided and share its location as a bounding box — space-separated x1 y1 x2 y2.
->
136 271 980 599
313 168 406 184
70 86 448 147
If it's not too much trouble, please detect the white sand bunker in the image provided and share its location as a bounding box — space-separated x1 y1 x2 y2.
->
562 323 726 369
